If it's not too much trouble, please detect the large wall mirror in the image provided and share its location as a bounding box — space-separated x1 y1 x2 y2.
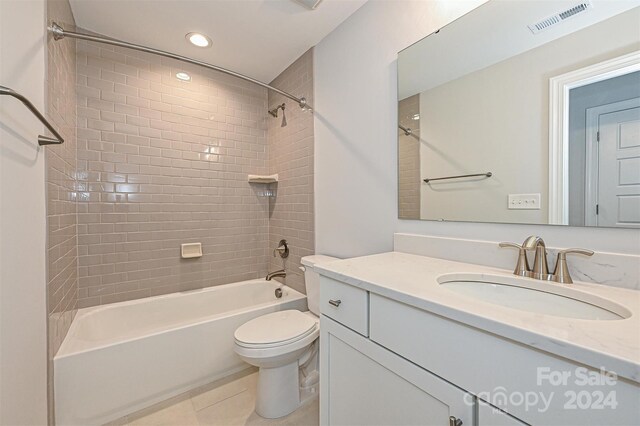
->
397 0 640 228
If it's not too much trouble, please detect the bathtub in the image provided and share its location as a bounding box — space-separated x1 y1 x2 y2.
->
54 279 307 425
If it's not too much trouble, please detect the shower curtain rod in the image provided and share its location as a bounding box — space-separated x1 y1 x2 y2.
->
48 23 309 110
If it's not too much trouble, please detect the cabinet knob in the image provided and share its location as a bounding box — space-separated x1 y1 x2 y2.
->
449 416 463 426
328 299 342 307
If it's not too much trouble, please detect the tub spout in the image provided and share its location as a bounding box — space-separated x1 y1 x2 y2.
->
266 269 286 281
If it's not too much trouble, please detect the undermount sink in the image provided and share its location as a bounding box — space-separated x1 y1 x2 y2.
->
438 273 631 321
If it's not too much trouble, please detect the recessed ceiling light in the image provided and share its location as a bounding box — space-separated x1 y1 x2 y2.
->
186 32 212 48
176 72 191 81
411 114 420 120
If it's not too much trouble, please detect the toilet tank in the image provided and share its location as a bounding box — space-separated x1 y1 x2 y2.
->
300 255 339 316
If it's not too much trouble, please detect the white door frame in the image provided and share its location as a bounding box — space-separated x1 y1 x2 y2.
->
548 50 640 225
584 98 640 226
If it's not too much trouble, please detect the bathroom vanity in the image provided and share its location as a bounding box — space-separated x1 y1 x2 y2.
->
317 252 640 426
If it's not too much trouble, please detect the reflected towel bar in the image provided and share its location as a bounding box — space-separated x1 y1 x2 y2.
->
398 124 412 136
0 85 64 145
424 172 492 183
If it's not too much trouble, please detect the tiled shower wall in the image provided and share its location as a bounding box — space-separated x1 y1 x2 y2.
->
46 0 77 421
75 40 271 307
398 94 420 219
267 49 315 294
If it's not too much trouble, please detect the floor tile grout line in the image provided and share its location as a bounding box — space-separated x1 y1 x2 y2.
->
190 387 249 413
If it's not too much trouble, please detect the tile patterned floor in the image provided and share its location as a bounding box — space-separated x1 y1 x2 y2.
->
108 368 319 426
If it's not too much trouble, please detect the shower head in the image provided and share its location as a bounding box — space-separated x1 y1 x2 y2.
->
268 103 287 127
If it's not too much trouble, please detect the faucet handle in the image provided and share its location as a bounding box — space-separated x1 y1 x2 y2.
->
499 242 522 250
557 248 594 259
499 242 531 277
553 248 594 284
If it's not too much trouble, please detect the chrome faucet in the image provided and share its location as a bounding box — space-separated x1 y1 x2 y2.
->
500 236 594 284
266 269 286 281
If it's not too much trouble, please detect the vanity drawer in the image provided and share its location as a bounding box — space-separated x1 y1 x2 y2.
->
369 293 640 426
319 276 369 336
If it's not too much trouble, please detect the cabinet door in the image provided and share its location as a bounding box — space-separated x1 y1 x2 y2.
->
320 316 473 426
478 400 528 426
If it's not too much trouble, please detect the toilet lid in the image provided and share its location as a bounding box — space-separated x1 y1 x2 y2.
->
234 310 317 347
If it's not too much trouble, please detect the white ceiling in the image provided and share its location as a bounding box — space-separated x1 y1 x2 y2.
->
68 0 367 83
398 0 640 99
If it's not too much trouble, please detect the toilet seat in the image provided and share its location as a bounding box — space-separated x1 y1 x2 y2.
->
234 310 317 349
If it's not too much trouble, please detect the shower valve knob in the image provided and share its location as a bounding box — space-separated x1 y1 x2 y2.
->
273 239 289 258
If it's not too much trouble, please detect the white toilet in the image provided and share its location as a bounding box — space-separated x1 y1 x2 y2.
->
234 255 338 419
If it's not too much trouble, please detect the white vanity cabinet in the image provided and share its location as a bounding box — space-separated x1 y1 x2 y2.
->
320 277 473 426
320 316 473 426
319 275 640 426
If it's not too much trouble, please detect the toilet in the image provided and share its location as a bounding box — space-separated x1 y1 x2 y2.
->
234 255 338 419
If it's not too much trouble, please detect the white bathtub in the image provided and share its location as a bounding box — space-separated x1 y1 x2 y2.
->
54 279 307 425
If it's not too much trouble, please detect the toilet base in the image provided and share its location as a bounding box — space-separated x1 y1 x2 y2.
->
233 311 322 419
255 360 301 419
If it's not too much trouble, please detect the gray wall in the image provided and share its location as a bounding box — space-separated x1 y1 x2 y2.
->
0 1 49 423
314 0 639 262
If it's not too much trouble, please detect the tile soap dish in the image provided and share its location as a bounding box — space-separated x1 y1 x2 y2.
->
181 242 202 259
248 174 278 184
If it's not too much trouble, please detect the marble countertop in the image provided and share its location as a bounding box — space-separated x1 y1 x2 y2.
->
316 252 640 384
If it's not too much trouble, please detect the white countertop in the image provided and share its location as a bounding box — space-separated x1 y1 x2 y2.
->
316 252 640 384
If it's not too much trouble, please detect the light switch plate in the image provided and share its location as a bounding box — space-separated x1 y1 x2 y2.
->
508 193 541 210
